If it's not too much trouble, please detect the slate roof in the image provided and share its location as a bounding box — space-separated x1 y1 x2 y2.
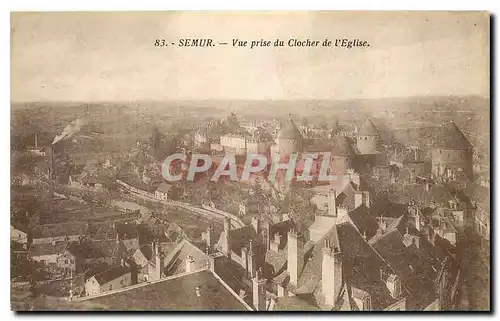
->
369 220 455 310
274 222 399 310
32 221 88 239
84 270 250 311
93 265 131 285
358 119 380 136
278 119 303 140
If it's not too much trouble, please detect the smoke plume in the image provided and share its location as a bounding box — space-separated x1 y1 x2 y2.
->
52 118 85 145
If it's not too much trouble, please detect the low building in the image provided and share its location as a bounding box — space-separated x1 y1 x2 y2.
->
85 264 132 296
79 269 252 311
154 182 172 201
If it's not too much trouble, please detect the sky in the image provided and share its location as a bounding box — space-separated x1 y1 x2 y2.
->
11 11 489 102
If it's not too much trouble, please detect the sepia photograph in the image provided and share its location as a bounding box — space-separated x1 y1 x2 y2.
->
10 11 490 311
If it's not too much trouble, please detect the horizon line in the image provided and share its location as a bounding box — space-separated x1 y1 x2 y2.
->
10 94 489 105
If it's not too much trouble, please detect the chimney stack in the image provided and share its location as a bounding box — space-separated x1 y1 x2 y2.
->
252 269 267 311
355 191 370 209
186 254 195 273
328 188 337 217
251 217 261 235
247 240 257 278
322 238 342 307
223 217 231 257
287 229 303 286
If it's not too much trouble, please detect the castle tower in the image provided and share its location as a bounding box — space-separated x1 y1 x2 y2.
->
431 121 473 180
356 119 381 155
277 116 304 155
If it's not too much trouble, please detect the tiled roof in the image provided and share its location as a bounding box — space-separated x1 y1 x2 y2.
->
432 121 472 150
278 119 303 140
358 119 380 136
84 270 250 311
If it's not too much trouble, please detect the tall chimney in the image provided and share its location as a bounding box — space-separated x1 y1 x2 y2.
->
34 132 38 149
186 254 195 273
205 226 215 253
328 188 337 217
247 240 257 278
322 239 342 307
354 191 363 209
287 229 303 286
223 217 231 257
251 217 260 235
252 270 267 311
354 191 370 209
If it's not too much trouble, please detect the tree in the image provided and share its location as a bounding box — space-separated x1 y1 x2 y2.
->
274 187 316 232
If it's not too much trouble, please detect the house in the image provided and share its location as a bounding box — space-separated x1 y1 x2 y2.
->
130 242 168 283
79 269 252 311
29 242 68 266
154 182 172 201
32 221 88 244
11 223 28 245
85 264 132 296
64 239 127 275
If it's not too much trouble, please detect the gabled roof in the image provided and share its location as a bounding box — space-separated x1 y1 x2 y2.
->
84 269 251 311
358 119 380 136
432 121 472 150
278 119 303 140
164 239 208 276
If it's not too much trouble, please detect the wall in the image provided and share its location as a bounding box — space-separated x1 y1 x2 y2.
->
221 135 246 150
31 253 59 264
11 226 27 244
330 156 353 176
85 272 132 296
356 135 379 155
278 138 302 154
33 235 81 244
431 148 473 179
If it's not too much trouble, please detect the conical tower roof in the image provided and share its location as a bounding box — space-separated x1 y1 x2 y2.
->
433 121 472 150
358 119 380 136
331 135 356 156
278 118 303 140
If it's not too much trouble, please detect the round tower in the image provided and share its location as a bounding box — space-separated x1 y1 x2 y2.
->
431 121 473 180
277 116 304 155
356 119 381 155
